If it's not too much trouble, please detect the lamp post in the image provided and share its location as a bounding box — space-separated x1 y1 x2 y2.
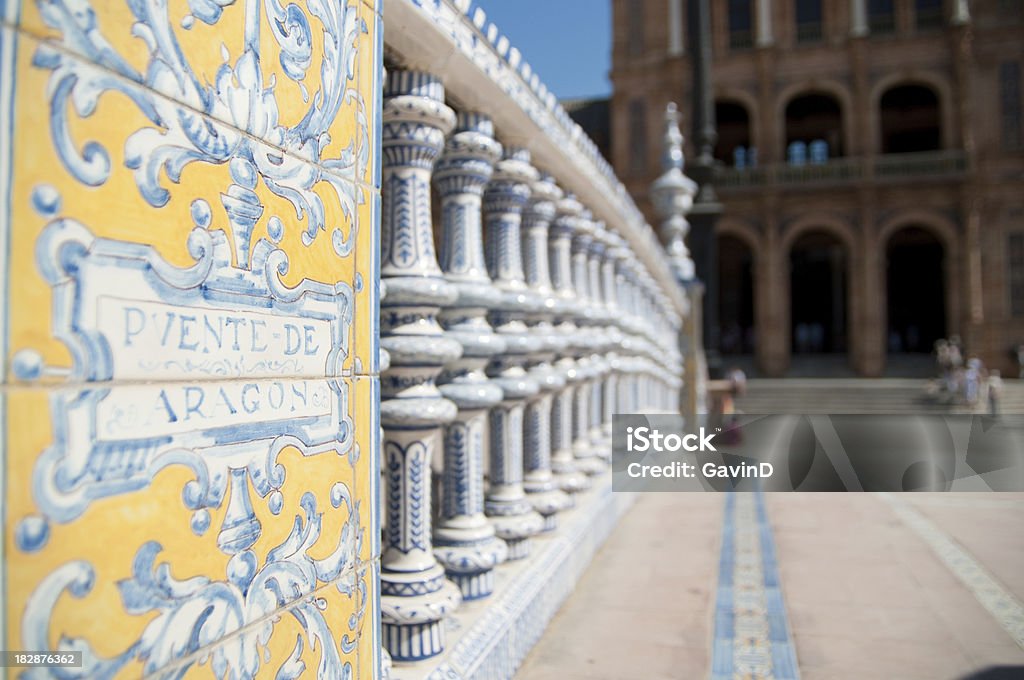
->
687 0 724 378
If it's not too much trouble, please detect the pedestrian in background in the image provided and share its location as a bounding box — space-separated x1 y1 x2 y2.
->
965 356 983 407
988 370 1003 417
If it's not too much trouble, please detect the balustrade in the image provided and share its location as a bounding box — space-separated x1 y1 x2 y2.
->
432 111 509 600
376 52 693 678
569 211 606 476
378 70 463 662
548 193 591 499
588 223 615 461
483 146 546 559
522 172 573 530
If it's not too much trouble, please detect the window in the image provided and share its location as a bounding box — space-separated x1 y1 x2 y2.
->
999 0 1024 24
729 0 754 49
627 0 645 56
795 0 823 43
869 0 895 34
915 0 943 30
629 98 648 175
1010 233 1024 317
1002 61 1022 151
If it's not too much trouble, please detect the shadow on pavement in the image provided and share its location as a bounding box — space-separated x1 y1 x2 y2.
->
956 667 1024 679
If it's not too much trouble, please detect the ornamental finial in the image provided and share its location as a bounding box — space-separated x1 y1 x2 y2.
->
651 102 698 282
662 102 685 173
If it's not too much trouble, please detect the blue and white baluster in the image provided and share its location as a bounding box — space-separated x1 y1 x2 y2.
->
639 273 659 410
658 293 682 413
548 194 591 499
569 211 605 475
522 172 572 531
586 222 613 463
635 267 653 411
379 71 462 663
599 231 628 451
619 255 643 415
483 146 545 560
651 291 668 412
665 299 684 414
432 112 510 600
649 279 667 411
610 247 634 417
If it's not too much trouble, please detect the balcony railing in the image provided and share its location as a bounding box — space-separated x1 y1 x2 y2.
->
796 21 823 43
730 30 754 50
915 7 944 30
714 150 968 190
869 13 896 34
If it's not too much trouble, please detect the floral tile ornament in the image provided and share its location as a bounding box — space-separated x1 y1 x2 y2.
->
15 0 371 184
351 375 380 566
5 379 367 677
353 184 380 377
148 570 363 679
0 0 380 673
4 32 370 378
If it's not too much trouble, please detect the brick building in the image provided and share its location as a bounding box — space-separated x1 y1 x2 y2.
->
604 0 1024 376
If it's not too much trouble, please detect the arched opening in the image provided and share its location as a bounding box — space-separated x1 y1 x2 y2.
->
880 84 942 153
886 227 946 354
715 100 753 167
785 92 844 163
718 234 756 355
790 231 848 354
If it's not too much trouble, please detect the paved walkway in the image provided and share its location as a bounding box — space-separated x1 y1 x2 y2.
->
515 493 1024 680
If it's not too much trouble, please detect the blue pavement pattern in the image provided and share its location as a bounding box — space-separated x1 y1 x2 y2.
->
711 493 800 680
515 491 1024 680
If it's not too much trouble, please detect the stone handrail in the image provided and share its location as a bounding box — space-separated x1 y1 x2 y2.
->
384 0 687 315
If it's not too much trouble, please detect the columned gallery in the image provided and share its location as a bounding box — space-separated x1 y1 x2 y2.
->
607 0 1023 376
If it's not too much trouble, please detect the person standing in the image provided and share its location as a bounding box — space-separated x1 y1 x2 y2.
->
988 370 1003 417
964 357 984 407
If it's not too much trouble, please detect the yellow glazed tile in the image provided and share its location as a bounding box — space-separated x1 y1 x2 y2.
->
153 571 362 679
355 558 382 680
353 185 380 377
352 376 381 564
14 0 372 186
4 31 362 384
4 377 364 677
358 0 383 189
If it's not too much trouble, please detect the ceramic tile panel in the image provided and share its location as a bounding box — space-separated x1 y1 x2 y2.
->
3 32 368 381
2 376 370 677
358 0 383 190
353 186 380 377
355 559 383 680
149 570 362 679
352 376 380 564
1 0 381 671
12 0 372 186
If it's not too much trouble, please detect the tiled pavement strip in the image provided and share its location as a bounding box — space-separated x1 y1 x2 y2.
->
517 492 1024 680
710 492 800 680
880 493 1024 651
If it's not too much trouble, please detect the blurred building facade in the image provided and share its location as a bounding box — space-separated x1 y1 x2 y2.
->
598 0 1024 376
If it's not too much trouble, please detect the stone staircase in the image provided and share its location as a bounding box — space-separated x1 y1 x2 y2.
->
734 378 1024 415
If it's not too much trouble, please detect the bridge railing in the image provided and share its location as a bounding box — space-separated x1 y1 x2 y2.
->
376 0 692 675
